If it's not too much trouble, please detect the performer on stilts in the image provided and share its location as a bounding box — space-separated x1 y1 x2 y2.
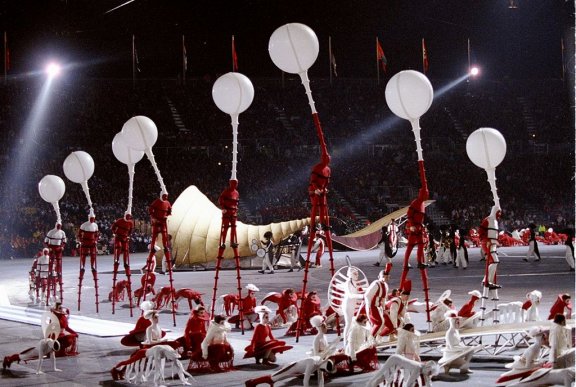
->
385 71 435 329
111 212 135 316
77 210 100 312
110 131 145 317
209 72 254 335
38 175 66 304
121 116 176 326
268 23 338 341
465 128 507 326
45 223 67 304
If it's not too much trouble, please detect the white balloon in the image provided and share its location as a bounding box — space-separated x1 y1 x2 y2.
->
121 116 158 151
38 175 66 203
212 72 255 115
63 151 95 183
112 132 145 165
268 23 319 74
466 128 507 169
385 70 434 121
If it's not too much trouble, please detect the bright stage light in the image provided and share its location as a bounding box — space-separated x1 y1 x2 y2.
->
470 66 480 77
46 62 61 78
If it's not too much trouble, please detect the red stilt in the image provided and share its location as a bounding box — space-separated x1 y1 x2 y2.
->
111 258 120 315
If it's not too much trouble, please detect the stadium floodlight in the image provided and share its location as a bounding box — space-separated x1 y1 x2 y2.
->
46 62 61 78
470 66 480 77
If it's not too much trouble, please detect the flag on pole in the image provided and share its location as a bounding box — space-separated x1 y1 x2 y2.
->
183 38 188 72
331 52 337 77
232 35 238 72
376 38 387 73
422 38 429 74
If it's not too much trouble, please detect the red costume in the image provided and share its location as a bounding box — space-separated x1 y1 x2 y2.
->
261 289 298 325
364 272 388 337
548 294 572 320
211 180 246 334
184 308 209 356
287 292 322 336
77 215 99 312
51 304 78 356
479 206 502 289
143 193 176 325
458 291 481 319
244 322 291 364
111 214 135 315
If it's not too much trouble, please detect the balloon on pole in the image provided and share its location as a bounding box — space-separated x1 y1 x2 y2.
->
385 70 434 161
112 131 145 215
38 175 66 224
63 151 95 215
212 72 254 180
121 116 166 196
466 127 507 209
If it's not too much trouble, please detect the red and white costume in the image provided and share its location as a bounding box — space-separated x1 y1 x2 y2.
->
36 248 51 305
45 223 67 302
479 206 501 289
111 213 134 313
287 292 322 336
51 304 79 357
364 271 389 338
548 294 572 320
199 316 234 372
382 291 408 337
261 289 298 326
228 284 259 330
77 215 100 311
458 290 481 319
396 326 421 361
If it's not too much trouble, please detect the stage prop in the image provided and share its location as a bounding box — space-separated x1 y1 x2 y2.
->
122 116 177 326
63 151 100 313
209 72 254 335
269 22 338 342
385 70 434 327
168 186 310 265
110 131 145 317
38 175 66 304
466 128 507 325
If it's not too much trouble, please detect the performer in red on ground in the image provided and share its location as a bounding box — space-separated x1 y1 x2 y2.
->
548 293 572 320
184 306 209 357
364 270 389 339
286 291 322 336
244 306 292 365
51 302 79 356
77 211 100 312
111 212 135 315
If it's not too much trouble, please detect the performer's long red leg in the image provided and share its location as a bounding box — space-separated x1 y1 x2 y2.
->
321 204 340 336
112 247 120 314
417 245 432 325
124 245 134 317
296 205 318 343
230 224 244 335
142 231 159 302
78 254 86 311
399 243 415 290
210 223 228 319
91 250 99 313
161 229 177 327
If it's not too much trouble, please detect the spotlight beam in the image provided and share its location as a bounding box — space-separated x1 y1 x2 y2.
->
104 0 137 15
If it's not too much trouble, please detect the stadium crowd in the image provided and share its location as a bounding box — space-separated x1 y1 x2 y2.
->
0 76 573 258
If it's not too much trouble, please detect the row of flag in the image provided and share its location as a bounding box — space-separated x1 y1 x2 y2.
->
1 32 569 81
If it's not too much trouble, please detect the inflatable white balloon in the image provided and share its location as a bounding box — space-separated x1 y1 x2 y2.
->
63 151 95 215
121 116 167 196
213 73 254 180
466 128 507 170
112 132 145 215
63 151 95 184
268 23 319 75
385 71 434 162
385 70 434 121
121 116 159 152
466 128 507 209
112 131 145 165
38 175 66 224
212 72 254 116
